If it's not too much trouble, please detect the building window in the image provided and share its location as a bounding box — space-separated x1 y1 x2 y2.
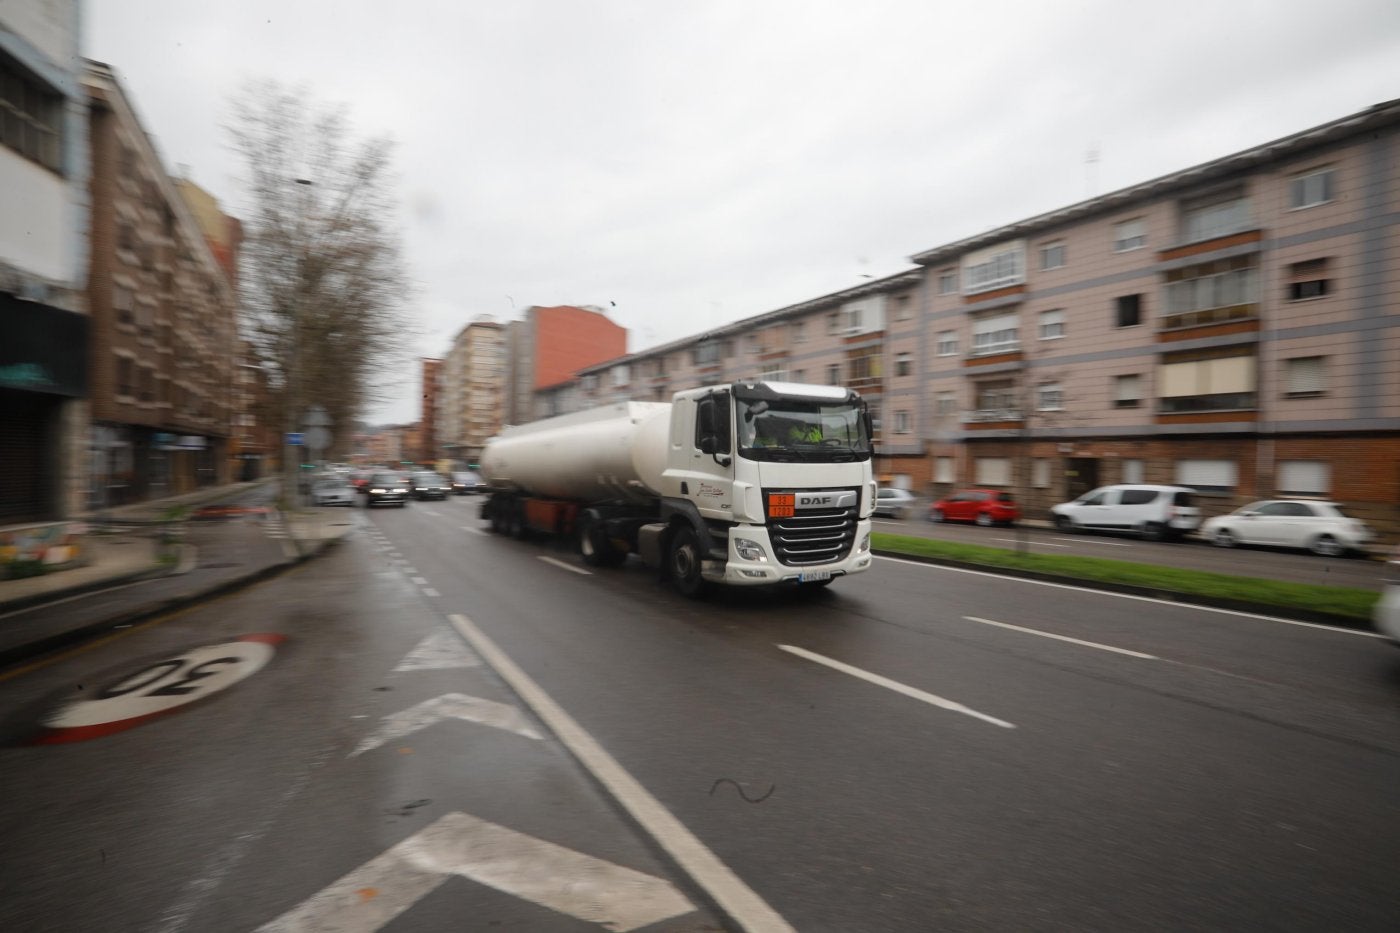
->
759 367 786 382
934 457 954 484
893 411 910 434
825 363 840 385
116 355 134 399
113 285 134 326
938 271 958 295
1032 458 1051 488
1287 258 1330 301
1122 459 1145 484
895 353 912 377
895 295 912 321
1277 460 1330 496
792 369 805 382
1163 258 1258 328
791 321 805 343
971 312 1019 356
1159 354 1256 412
692 341 721 365
848 350 880 381
1114 374 1143 408
1182 191 1251 244
1038 309 1065 340
964 245 1025 295
972 380 1018 419
936 331 958 356
1115 294 1141 328
1113 219 1146 252
1283 356 1326 397
1175 459 1237 494
1040 242 1066 270
610 365 629 386
827 312 841 335
934 390 956 415
0 56 64 171
974 457 1012 487
1036 382 1063 411
1290 168 1334 210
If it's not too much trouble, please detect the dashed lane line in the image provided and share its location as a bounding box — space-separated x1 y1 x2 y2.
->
961 616 1159 660
778 644 1016 729
539 556 592 576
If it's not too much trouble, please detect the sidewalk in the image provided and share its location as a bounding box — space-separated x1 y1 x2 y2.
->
0 479 358 667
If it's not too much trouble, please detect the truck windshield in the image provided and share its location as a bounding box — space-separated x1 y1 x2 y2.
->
735 397 872 462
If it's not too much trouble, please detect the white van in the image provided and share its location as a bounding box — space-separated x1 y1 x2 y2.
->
1050 484 1201 541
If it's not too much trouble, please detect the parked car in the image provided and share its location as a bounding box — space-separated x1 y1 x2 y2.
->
365 472 410 508
451 470 484 495
1374 546 1400 647
930 489 1019 526
409 471 451 500
310 476 356 507
1050 484 1201 541
872 487 917 519
1201 499 1373 557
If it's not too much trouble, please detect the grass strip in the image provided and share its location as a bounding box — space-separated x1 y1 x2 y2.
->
872 533 1379 621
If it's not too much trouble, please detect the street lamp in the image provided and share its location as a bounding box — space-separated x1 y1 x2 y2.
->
282 178 315 511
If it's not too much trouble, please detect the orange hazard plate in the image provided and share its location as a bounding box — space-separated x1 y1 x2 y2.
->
768 493 795 518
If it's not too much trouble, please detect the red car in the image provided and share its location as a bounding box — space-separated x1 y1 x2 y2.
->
929 489 1019 526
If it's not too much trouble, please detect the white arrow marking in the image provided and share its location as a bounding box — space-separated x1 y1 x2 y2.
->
256 810 695 932
352 694 540 756
393 630 482 672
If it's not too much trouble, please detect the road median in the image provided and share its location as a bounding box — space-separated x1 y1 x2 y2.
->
872 533 1379 630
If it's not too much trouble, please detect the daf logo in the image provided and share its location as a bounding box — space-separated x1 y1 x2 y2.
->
800 495 833 506
792 491 857 510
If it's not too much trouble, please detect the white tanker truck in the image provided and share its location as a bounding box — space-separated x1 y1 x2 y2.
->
479 381 877 597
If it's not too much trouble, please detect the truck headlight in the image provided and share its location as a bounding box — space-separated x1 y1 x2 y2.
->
858 533 870 554
735 538 768 562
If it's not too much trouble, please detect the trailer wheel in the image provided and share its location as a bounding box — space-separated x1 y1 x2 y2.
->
579 510 626 567
668 526 708 598
505 499 527 539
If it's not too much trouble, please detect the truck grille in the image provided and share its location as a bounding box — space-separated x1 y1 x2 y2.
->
769 505 857 566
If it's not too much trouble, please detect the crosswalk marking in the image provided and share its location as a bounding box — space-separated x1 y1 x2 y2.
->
255 810 696 932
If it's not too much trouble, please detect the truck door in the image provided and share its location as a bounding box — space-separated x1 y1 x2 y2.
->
676 391 735 520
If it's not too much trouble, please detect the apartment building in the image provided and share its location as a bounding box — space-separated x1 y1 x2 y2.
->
506 305 627 424
0 0 89 524
436 317 505 467
419 357 441 464
543 99 1400 539
84 60 237 506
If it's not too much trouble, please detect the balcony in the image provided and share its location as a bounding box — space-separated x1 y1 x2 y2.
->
963 408 1024 423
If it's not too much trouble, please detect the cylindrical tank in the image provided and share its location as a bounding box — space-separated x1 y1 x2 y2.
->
480 402 672 503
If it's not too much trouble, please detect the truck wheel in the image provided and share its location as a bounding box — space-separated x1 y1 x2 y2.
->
668 527 708 598
579 511 625 567
505 499 527 539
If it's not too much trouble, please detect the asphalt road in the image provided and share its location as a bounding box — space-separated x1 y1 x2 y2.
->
871 513 1387 591
4 493 1397 931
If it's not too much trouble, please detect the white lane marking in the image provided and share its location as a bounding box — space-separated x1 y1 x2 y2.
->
402 567 418 575
422 587 441 598
352 693 541 756
255 810 695 933
394 630 482 671
464 526 488 535
874 555 1384 637
961 616 1159 660
539 555 592 575
1052 537 1132 547
992 538 1069 548
449 613 795 932
410 576 428 585
778 644 1016 729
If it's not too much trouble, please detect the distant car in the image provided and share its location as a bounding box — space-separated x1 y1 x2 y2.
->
930 489 1019 526
1050 484 1201 541
1375 546 1400 647
409 471 451 500
873 487 917 519
365 472 410 508
310 476 355 507
1202 499 1374 557
451 470 483 495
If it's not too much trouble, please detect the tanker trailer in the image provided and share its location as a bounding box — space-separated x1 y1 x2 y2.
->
480 381 877 597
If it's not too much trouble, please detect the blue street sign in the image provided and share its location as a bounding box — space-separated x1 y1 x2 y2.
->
286 432 305 446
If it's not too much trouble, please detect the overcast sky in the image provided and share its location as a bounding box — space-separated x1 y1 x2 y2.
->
86 0 1400 424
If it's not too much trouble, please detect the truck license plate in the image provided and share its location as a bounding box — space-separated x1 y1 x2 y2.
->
800 571 831 583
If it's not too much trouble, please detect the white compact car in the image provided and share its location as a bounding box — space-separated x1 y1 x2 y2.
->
873 487 917 519
1375 547 1400 647
1050 484 1201 541
310 477 356 507
1202 499 1373 557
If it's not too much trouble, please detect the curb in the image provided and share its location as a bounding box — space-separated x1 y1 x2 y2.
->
873 549 1375 632
0 530 349 672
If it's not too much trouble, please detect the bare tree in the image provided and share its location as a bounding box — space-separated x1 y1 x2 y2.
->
228 80 412 478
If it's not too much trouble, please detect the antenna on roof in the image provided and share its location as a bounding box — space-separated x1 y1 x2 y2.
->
1085 142 1100 198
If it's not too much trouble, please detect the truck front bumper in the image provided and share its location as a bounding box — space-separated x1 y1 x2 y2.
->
702 520 874 586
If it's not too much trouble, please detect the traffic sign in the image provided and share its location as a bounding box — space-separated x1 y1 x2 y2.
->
304 426 331 450
285 432 305 446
